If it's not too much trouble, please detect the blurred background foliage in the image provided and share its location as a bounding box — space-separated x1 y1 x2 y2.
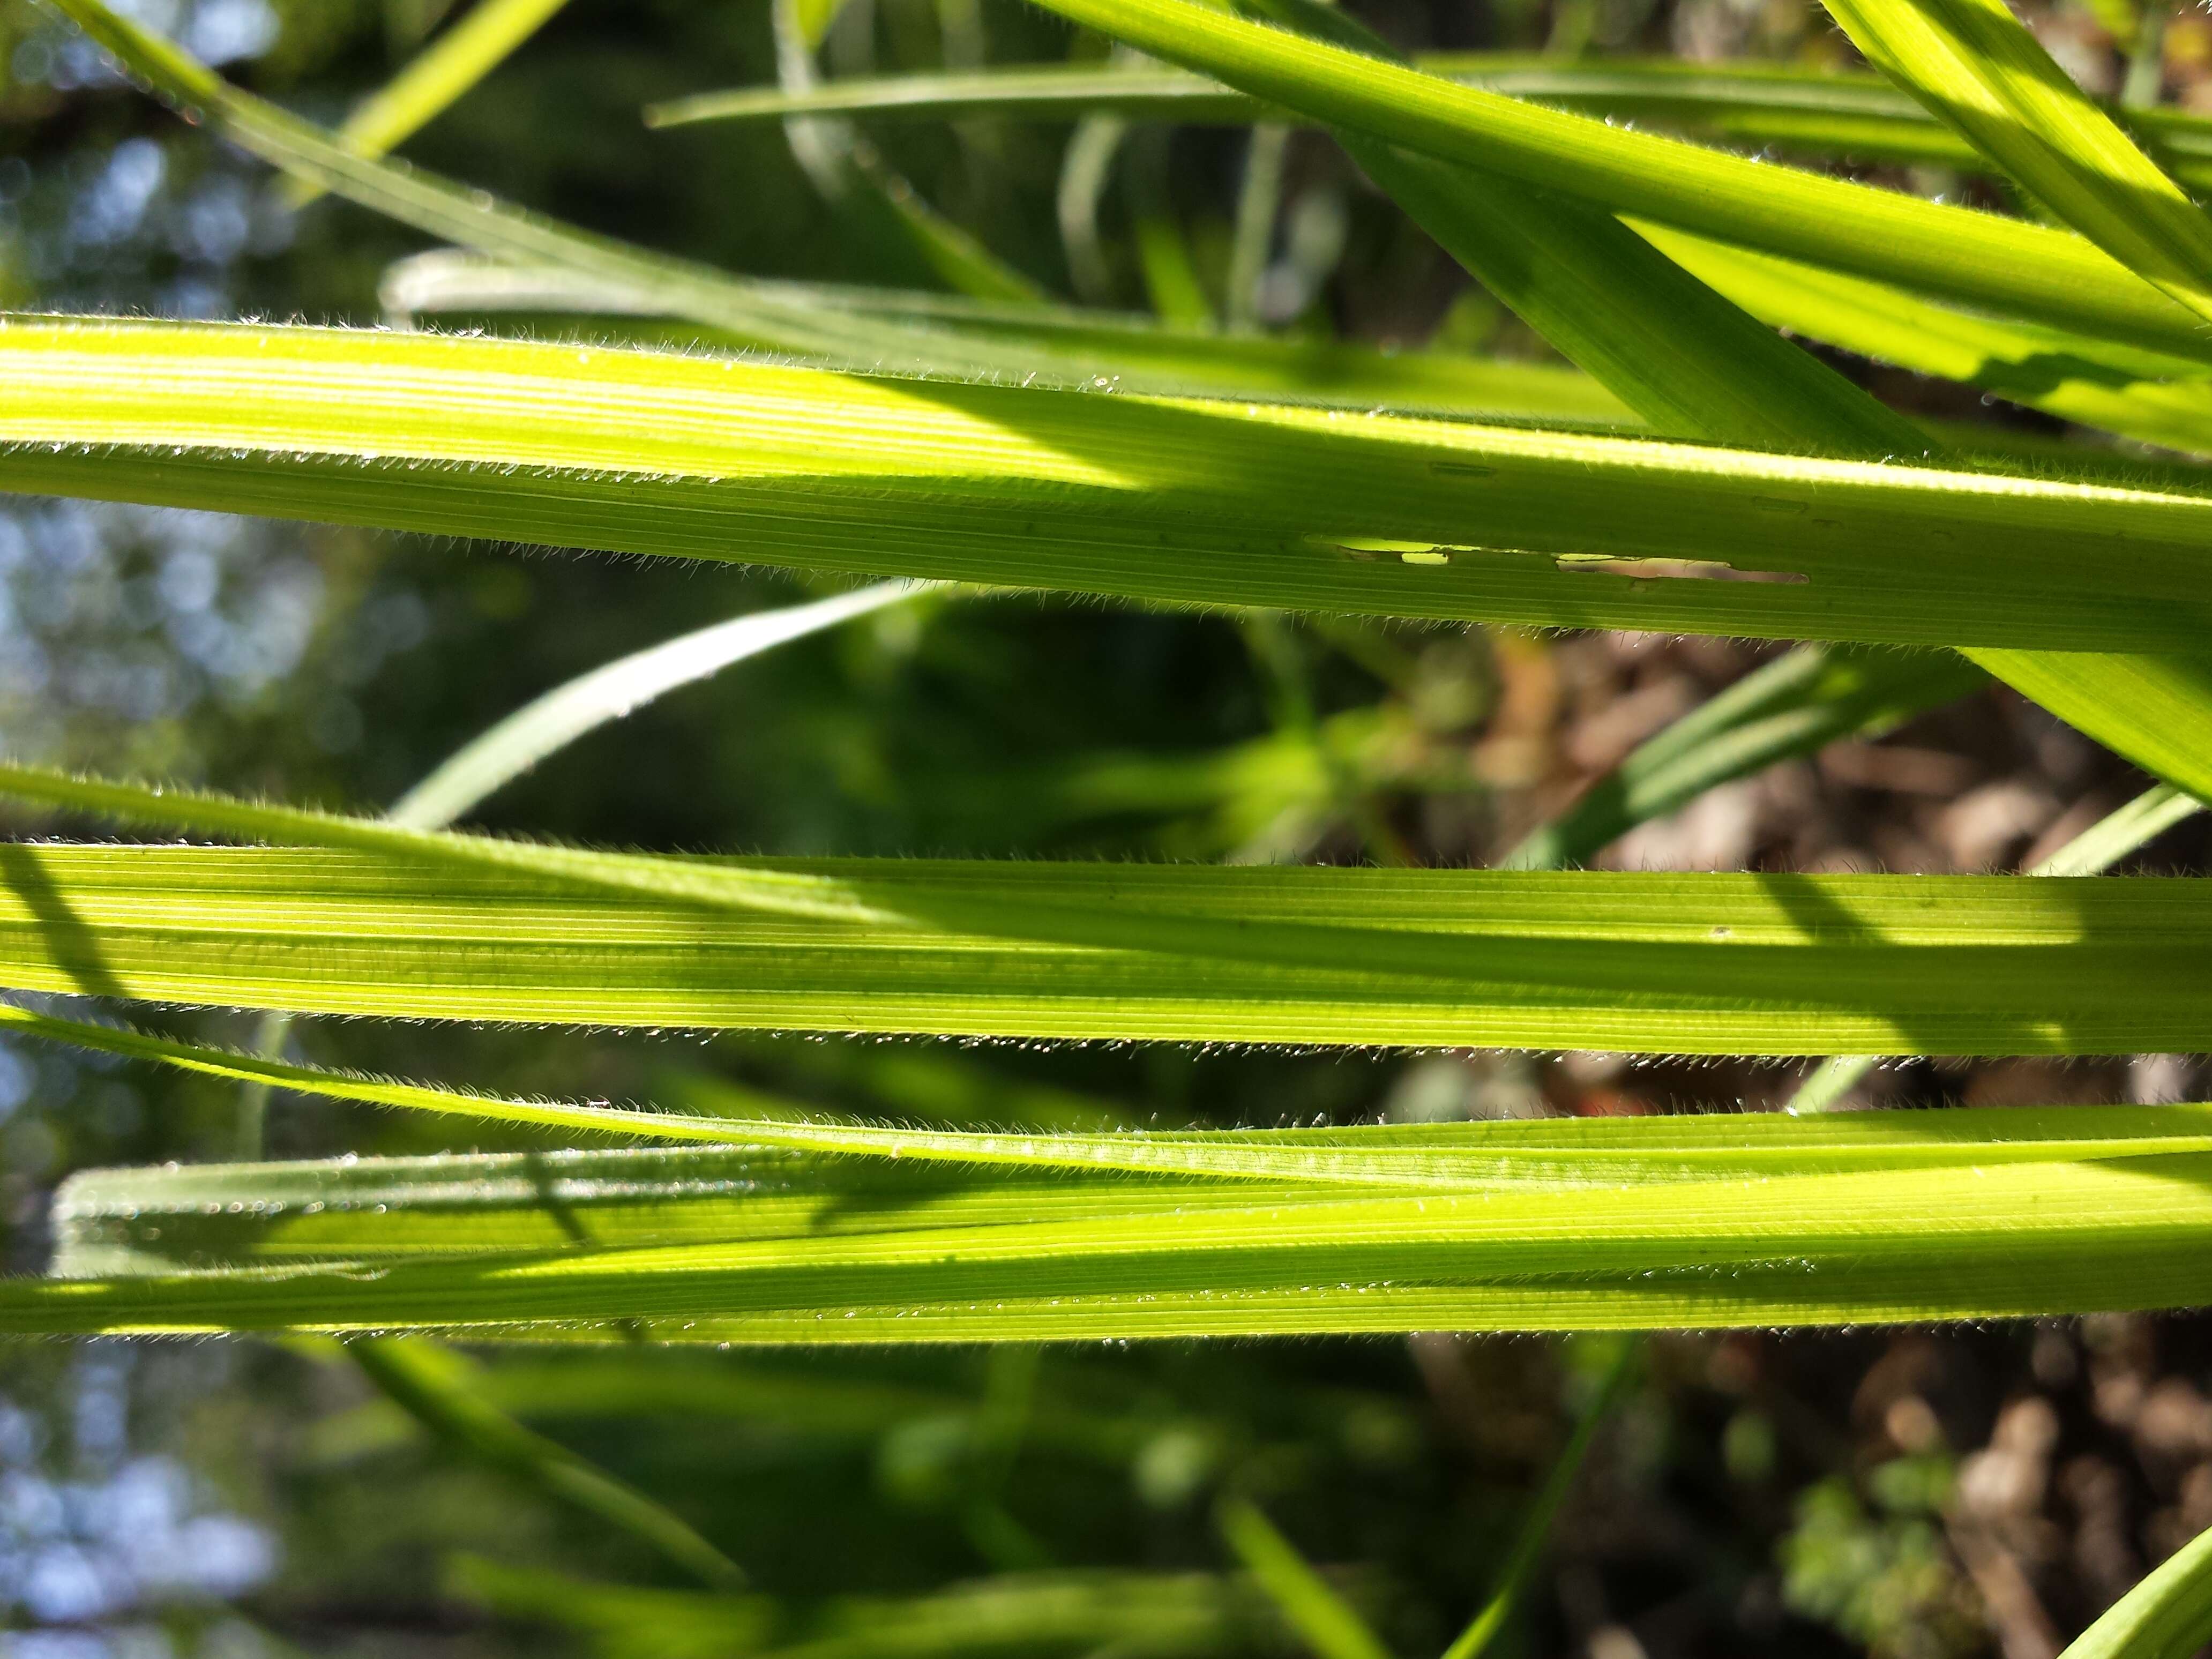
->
2 0 2212 1653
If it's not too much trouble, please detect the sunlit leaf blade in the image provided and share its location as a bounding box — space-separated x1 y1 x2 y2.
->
11 318 2212 650
33 1103 2212 1338
1786 781 2204 1111
1003 0 2212 362
3 772 2212 1050
1816 0 2212 326
640 56 2212 190
2053 1516 2212 1659
287 0 572 208
374 249 1642 425
1963 650 2212 804
1225 0 1932 460
1641 225 2212 457
1504 646 1986 870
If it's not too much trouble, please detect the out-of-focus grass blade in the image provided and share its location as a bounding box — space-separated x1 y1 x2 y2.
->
1005 0 2212 364
1439 1340 1635 1659
7 768 2212 1051
35 1104 2212 1338
448 1557 1267 1659
307 1350 1161 1464
767 0 1047 305
1642 226 2212 458
641 57 2212 190
286 0 571 208
388 580 933 829
1215 1499 1390 1659
1816 0 2212 327
345 1336 747 1588
2052 1519 2212 1659
1504 647 1986 870
1787 781 2206 1111
16 318 2212 651
376 248 1640 425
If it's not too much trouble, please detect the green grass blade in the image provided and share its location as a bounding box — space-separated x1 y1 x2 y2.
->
1439 1337 1635 1659
767 0 1048 305
1815 0 2212 327
2053 1520 2212 1659
38 999 2212 1194
447 1557 1264 1659
286 0 571 208
1504 646 1985 870
36 1105 2212 1338
375 248 1640 425
1229 0 1932 460
14 317 2212 651
1785 781 2205 1110
640 57 2212 191
388 580 932 829
7 768 2212 1050
1641 225 2212 457
1962 650 2212 803
1007 0 2212 363
347 1336 748 1589
1216 1498 1392 1659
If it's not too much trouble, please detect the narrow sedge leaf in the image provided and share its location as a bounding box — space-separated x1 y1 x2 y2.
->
1641 225 2212 458
32 1000 2212 1193
374 248 1640 425
1504 646 1986 870
13 317 2212 652
1006 0 2212 363
36 1107 2212 1338
1230 0 1933 459
1963 650 2212 805
1815 0 2212 327
1787 781 2204 1111
640 57 2212 191
6 788 2212 1050
287 0 572 207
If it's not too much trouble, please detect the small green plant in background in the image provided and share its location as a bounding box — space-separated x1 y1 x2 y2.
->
6 0 2212 1649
